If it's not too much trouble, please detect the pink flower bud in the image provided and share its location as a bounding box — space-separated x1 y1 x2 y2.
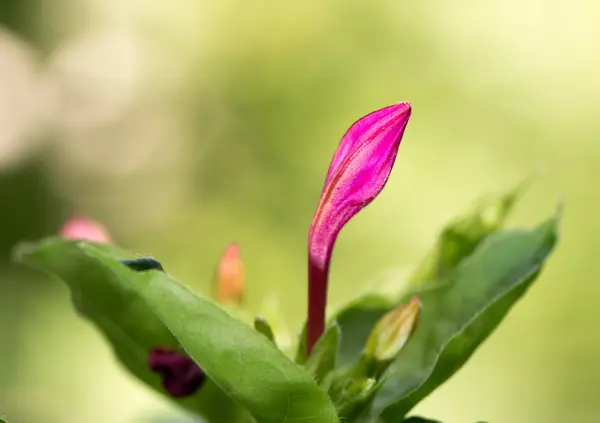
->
148 346 205 397
59 217 112 244
307 103 412 355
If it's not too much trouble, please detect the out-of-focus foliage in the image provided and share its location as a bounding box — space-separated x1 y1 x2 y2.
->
0 0 598 423
13 195 558 423
17 239 338 423
14 241 250 423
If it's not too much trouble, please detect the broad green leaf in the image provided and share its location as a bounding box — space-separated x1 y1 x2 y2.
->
407 184 523 287
304 324 340 385
16 239 339 423
370 212 559 421
334 186 525 369
401 418 442 423
14 240 249 423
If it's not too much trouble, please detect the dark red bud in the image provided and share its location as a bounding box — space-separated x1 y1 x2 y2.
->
148 346 205 397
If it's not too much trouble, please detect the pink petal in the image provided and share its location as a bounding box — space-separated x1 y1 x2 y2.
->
310 102 411 264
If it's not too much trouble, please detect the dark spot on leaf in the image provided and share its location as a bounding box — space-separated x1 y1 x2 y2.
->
121 258 164 272
148 346 205 397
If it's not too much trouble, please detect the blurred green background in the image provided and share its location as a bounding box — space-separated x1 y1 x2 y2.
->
0 1 597 422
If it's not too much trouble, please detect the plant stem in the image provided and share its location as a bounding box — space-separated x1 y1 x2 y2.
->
307 258 328 356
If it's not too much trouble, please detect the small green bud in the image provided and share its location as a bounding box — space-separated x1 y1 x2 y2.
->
343 377 376 398
254 315 276 344
364 296 421 365
334 377 379 419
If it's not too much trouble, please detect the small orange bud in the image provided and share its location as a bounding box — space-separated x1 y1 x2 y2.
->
59 217 112 244
215 243 245 305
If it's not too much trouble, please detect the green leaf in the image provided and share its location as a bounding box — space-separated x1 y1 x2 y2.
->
402 418 442 423
334 186 525 370
294 325 309 365
304 324 340 385
16 239 339 423
14 240 249 423
408 184 523 287
371 211 560 421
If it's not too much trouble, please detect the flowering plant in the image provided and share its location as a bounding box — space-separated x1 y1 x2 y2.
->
14 103 560 423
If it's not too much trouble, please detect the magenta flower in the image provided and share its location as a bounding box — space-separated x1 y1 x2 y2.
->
307 102 412 355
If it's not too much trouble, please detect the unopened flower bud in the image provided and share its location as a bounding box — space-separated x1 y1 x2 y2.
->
148 346 205 397
334 377 379 419
215 243 245 305
343 377 376 399
307 103 412 354
254 315 276 344
59 217 112 244
364 296 421 365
